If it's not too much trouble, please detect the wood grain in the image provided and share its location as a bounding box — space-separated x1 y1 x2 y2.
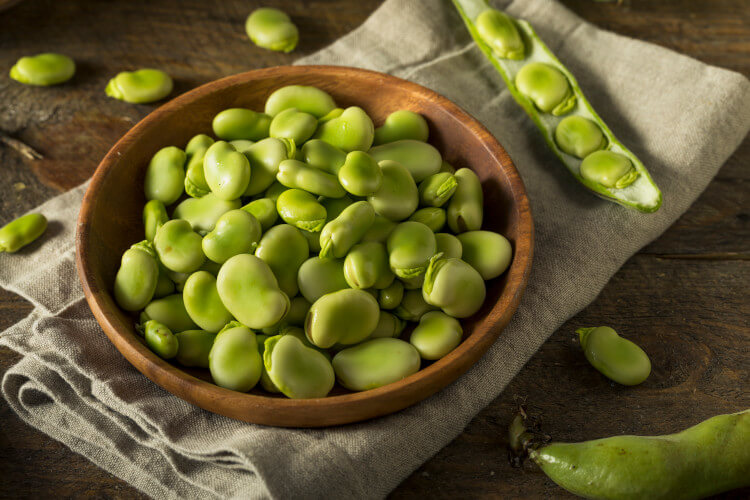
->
0 0 748 497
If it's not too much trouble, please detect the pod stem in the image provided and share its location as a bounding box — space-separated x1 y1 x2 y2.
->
507 405 549 467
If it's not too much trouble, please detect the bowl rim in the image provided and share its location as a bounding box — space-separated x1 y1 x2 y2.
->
76 65 534 427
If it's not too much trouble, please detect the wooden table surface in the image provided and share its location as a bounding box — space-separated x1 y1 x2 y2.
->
0 0 748 497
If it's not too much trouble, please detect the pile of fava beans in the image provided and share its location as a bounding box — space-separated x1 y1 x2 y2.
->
113 84 514 399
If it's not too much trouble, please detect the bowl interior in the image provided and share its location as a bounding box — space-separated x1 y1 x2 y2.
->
77 65 533 427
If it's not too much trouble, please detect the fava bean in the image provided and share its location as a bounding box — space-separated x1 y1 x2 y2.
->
276 188 327 232
440 160 456 174
105 68 173 103
361 214 397 243
240 137 294 196
373 110 429 145
277 159 345 198
183 271 234 333
399 273 425 290
319 201 375 259
475 9 524 60
300 228 321 253
241 197 278 231
175 329 216 368
320 195 353 221
332 338 420 391
338 151 382 196
305 289 380 348
577 326 651 386
186 134 215 156
184 146 211 198
367 160 419 221
255 333 281 393
313 106 375 152
409 311 462 360
255 224 309 297
154 219 205 273
144 146 186 205
203 141 251 200
264 181 289 202
434 233 462 259
301 139 347 174
516 62 575 116
344 241 394 290
141 293 198 333
287 296 312 326
265 85 336 118
245 7 298 53
423 254 486 318
580 150 638 189
10 53 75 86
172 193 240 234
154 265 176 298
369 311 405 339
202 209 261 264
554 116 606 159
393 288 438 321
369 139 441 182
209 323 262 391
419 172 458 207
269 107 317 144
378 280 404 310
0 213 47 253
143 320 179 359
212 108 271 142
264 334 335 398
387 221 436 279
447 168 483 233
408 207 446 232
458 230 512 280
297 257 349 303
113 240 159 311
318 107 344 123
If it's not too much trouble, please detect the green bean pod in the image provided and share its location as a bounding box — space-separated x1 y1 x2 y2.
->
0 213 47 253
577 326 651 386
319 201 375 259
277 159 346 198
113 240 159 311
144 146 186 205
452 0 661 212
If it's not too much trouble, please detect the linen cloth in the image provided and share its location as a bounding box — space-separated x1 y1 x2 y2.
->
2 0 749 497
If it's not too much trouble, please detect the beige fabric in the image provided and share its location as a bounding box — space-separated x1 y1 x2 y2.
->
2 0 749 498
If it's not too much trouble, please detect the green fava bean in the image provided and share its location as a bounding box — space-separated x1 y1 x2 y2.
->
369 139 441 182
183 271 234 333
393 288 438 321
165 269 190 291
286 296 312 326
332 338 420 392
319 201 375 259
419 172 458 207
408 207 446 232
367 160 419 221
300 229 321 253
154 219 205 273
264 335 335 399
203 141 251 201
440 160 456 174
318 107 344 123
184 149 210 198
580 150 638 189
361 214 397 243
113 240 159 311
202 209 261 264
313 106 375 153
141 293 198 333
434 233 463 259
175 329 216 368
399 273 425 290
447 168 483 233
297 257 349 303
105 68 173 103
143 200 168 241
344 241 395 290
239 137 293 196
515 62 575 116
475 9 524 60
458 230 512 280
378 280 404 310
577 326 651 386
10 53 75 86
172 193 240 234
241 198 278 231
269 108 317 144
320 195 353 221
410 311 462 360
186 134 214 156
277 159 345 198
387 221 437 279
154 265 176 299
255 224 309 297
276 188 327 232
265 85 336 118
338 151 383 196
373 110 429 146
369 311 405 339
305 289 380 348
245 7 298 53
143 320 179 359
264 181 289 201
423 254 486 318
554 116 606 159
212 108 271 141
209 324 262 392
301 139 347 174
254 334 281 393
0 213 47 253
144 146 186 205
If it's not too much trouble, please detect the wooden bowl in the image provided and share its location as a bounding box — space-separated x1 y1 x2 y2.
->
76 65 533 427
